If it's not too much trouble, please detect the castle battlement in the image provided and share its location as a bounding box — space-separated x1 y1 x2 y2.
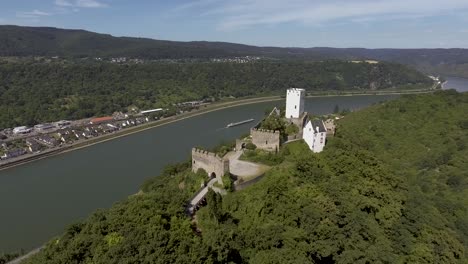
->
250 128 281 152
191 148 229 183
192 148 222 160
250 128 280 134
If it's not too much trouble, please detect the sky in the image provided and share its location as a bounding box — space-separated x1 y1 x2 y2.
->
1 0 468 48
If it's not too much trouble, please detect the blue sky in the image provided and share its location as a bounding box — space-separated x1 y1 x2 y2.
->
1 0 468 48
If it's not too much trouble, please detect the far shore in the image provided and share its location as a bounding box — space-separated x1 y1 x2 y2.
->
0 88 434 172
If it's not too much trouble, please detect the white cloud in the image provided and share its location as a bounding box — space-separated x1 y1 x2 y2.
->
17 10 52 18
54 0 108 9
55 0 73 7
176 0 468 31
175 0 220 10
76 0 107 8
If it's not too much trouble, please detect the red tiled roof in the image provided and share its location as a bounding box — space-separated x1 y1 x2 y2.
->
90 116 113 123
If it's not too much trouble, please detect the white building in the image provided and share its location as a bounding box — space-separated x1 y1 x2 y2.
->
34 123 56 133
303 120 327 153
285 88 305 119
13 126 32 135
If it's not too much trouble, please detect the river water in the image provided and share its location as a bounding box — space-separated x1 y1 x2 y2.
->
442 76 468 92
0 95 402 252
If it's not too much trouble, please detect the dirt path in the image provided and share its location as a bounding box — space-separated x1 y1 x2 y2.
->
227 150 270 179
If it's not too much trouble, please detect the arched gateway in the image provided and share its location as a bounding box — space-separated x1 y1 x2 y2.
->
191 148 229 184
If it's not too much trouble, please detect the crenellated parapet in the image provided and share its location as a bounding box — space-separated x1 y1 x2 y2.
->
250 128 281 152
250 128 280 134
191 148 224 161
191 148 229 183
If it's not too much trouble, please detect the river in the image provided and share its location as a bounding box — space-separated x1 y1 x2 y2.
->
442 76 468 92
0 95 400 252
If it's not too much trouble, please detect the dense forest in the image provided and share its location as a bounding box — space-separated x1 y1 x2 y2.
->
24 91 468 263
1 26 468 67
0 60 431 129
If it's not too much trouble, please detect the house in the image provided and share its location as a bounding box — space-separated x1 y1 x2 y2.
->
82 131 93 139
112 111 128 120
36 135 59 147
25 139 41 152
1 149 27 160
303 120 327 153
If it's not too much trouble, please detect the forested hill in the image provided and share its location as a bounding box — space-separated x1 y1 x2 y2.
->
0 60 431 129
0 25 260 59
1 25 468 74
24 90 468 263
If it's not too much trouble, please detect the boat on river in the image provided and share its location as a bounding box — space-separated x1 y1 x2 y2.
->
226 118 255 128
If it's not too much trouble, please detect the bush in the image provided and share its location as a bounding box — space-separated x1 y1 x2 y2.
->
222 175 234 192
285 123 299 135
245 142 257 150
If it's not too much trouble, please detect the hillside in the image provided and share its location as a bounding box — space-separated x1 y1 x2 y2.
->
0 25 270 59
0 60 431 129
1 26 468 77
23 91 468 263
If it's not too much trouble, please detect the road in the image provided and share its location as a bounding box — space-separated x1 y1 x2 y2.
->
7 247 43 264
187 178 218 215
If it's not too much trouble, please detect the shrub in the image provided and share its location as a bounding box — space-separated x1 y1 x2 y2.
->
245 142 257 150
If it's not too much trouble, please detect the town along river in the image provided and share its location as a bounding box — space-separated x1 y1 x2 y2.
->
0 95 398 252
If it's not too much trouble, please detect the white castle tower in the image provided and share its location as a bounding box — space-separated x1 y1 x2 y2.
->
285 88 305 119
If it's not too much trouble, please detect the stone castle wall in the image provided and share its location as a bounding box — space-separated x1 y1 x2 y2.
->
287 112 309 141
250 128 280 152
191 148 229 183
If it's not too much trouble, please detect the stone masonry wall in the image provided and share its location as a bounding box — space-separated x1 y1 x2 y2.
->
250 128 280 152
287 112 308 139
191 148 229 183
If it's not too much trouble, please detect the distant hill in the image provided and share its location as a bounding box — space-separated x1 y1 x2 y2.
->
0 25 279 59
1 25 468 76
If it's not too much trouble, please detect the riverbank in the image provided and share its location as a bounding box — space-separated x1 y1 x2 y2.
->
0 96 282 171
0 88 435 172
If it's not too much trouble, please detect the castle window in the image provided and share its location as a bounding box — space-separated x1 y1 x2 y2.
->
295 105 297 109
265 140 268 145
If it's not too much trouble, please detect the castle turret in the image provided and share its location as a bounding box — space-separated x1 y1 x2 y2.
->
285 88 305 119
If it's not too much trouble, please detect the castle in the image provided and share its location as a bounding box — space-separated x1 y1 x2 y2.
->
286 88 327 153
247 88 328 153
188 88 330 216
192 88 330 184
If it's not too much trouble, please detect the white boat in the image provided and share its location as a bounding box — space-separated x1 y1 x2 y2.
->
226 118 255 128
